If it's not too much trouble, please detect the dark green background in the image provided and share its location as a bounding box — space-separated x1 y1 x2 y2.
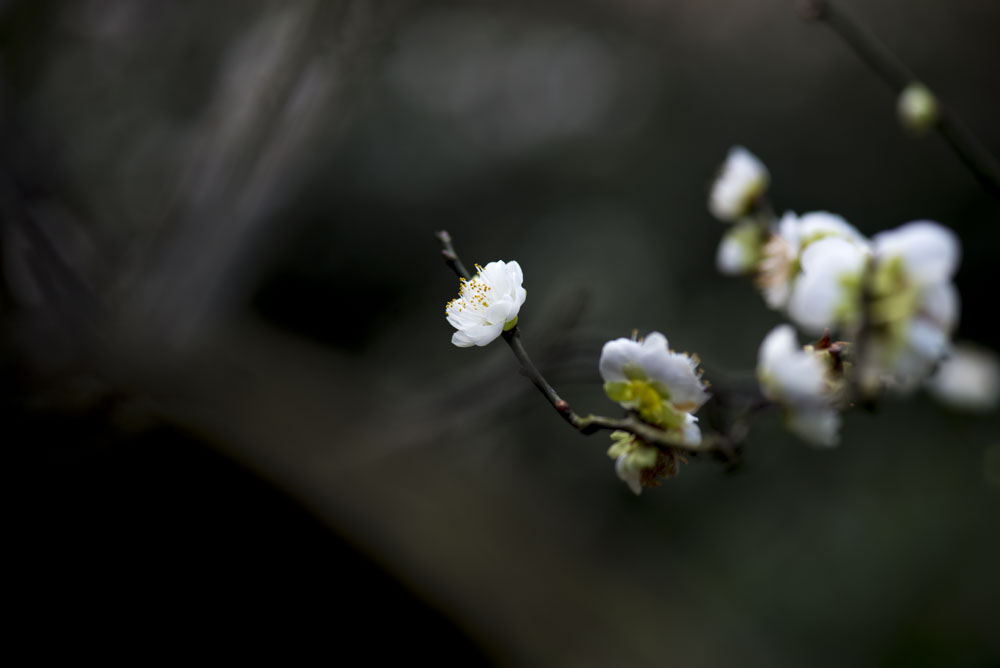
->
4 0 998 664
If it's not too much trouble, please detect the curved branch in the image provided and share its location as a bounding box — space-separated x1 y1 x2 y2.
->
797 0 1000 200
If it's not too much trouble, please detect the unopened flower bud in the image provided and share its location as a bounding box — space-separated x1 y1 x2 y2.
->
898 83 939 135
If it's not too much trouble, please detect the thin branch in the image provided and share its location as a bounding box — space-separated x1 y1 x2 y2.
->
797 0 1000 200
435 230 471 281
435 230 714 453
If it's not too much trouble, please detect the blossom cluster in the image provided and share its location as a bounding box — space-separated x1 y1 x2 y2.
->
710 146 983 443
439 144 994 494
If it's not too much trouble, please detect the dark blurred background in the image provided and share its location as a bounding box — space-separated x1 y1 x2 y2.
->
3 0 999 664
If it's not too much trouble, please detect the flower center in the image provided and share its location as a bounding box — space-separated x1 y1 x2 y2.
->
603 378 687 430
446 273 492 314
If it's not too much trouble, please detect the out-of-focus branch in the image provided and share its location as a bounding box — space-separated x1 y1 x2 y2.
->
797 0 1000 200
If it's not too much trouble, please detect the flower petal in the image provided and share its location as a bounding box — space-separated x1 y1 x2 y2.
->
599 337 641 383
920 282 959 331
926 342 1000 412
788 237 866 334
873 220 960 286
757 325 827 401
679 413 702 447
786 408 840 447
709 146 770 222
615 454 643 495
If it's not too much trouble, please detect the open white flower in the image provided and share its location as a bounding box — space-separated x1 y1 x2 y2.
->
446 260 526 347
758 211 869 311
757 324 843 447
926 342 1000 412
861 221 961 391
599 331 709 446
709 146 770 222
787 236 869 334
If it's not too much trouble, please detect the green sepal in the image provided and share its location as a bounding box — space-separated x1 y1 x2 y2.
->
604 381 632 402
628 445 659 470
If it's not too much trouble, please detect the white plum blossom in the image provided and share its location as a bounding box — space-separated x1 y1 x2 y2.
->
600 331 708 451
599 331 706 495
757 211 870 311
787 236 869 334
446 260 526 347
757 324 843 447
709 146 770 222
861 221 961 391
926 342 1000 412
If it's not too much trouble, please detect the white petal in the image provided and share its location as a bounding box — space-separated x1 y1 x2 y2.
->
761 280 793 311
873 220 960 286
505 260 524 290
920 282 959 331
906 318 949 362
644 352 708 410
599 338 641 382
486 300 513 326
455 322 504 347
481 261 512 296
709 146 769 222
787 237 866 334
757 325 827 402
615 454 643 495
451 330 477 347
926 342 1000 412
716 232 752 275
774 211 801 249
680 413 702 446
797 211 869 250
642 331 670 352
514 286 527 309
787 409 841 447
758 324 797 371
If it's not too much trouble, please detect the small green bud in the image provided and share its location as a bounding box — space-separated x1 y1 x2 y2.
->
897 83 939 135
603 381 632 403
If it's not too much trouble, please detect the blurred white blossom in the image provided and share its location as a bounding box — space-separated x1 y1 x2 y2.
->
757 324 843 447
787 236 869 334
599 332 708 446
862 221 960 392
758 211 869 311
926 342 1000 412
709 146 769 222
446 260 526 347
